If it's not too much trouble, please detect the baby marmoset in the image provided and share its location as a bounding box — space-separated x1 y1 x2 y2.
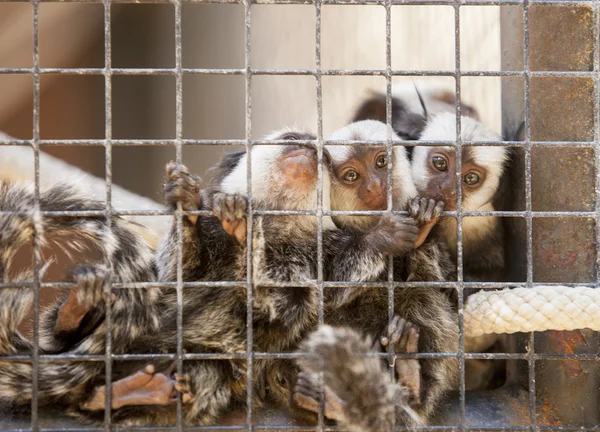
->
290 120 458 430
0 181 161 415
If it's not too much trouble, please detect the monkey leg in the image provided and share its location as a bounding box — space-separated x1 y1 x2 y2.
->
178 361 235 425
54 265 111 338
164 161 202 225
379 316 421 405
293 371 347 423
212 192 247 245
80 364 178 411
408 197 444 248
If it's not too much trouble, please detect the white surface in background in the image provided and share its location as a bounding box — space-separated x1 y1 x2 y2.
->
0 132 168 237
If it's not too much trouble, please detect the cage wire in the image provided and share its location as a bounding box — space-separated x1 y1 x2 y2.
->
0 0 599 431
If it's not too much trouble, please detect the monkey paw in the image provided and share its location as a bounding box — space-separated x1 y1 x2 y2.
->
408 197 444 248
370 213 419 256
408 197 444 225
174 373 195 405
378 316 421 406
212 192 248 245
164 161 202 224
81 364 178 411
54 265 111 337
293 371 347 423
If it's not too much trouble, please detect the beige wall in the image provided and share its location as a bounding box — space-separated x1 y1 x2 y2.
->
0 3 502 199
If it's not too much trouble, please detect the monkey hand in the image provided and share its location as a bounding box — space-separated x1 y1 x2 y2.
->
212 192 248 245
375 316 422 406
367 213 419 256
164 161 202 225
408 197 444 248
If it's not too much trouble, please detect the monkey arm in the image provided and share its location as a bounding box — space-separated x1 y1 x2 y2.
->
325 214 419 308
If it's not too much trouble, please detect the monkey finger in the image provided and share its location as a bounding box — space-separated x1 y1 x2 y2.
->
293 391 320 415
408 197 421 218
425 198 437 221
165 161 180 176
212 195 224 220
388 316 406 346
433 200 444 218
232 195 248 219
232 220 247 245
386 316 401 340
379 336 389 348
398 322 412 351
406 326 420 353
419 197 428 214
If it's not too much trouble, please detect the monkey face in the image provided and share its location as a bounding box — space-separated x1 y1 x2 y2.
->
219 128 332 211
331 146 389 211
418 147 487 211
279 144 319 189
411 113 509 212
325 121 418 231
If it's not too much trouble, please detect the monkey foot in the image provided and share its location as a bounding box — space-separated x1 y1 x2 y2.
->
80 364 178 411
54 266 111 337
379 316 421 405
293 372 346 423
212 192 248 244
165 161 202 225
408 197 444 248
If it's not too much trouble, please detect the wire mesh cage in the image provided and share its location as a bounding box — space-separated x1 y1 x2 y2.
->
0 0 598 431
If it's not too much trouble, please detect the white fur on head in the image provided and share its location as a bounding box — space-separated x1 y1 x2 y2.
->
220 127 332 212
326 120 418 209
412 112 508 212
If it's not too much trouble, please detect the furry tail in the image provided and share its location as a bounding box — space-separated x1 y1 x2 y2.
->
0 181 156 284
298 326 420 432
0 285 33 356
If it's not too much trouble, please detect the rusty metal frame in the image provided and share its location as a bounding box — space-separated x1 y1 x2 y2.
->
0 0 599 431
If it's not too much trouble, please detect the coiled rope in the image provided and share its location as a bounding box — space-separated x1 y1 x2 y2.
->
464 286 600 337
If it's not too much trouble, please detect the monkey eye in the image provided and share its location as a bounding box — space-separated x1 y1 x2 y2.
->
343 170 360 183
281 133 299 140
464 172 480 186
432 156 448 172
375 155 387 168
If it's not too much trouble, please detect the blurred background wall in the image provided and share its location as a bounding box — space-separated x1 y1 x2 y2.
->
0 3 501 204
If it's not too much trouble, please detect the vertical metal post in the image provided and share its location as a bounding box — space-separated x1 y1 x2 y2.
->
501 2 599 427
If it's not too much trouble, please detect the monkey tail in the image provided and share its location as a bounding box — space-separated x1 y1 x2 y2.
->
298 325 422 432
0 284 34 356
0 180 156 283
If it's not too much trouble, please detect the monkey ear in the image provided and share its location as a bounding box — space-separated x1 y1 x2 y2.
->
352 93 426 141
352 94 388 123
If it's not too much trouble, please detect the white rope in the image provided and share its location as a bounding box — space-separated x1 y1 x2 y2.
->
464 286 600 337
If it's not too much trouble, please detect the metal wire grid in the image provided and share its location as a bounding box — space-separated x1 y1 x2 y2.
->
0 0 598 431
